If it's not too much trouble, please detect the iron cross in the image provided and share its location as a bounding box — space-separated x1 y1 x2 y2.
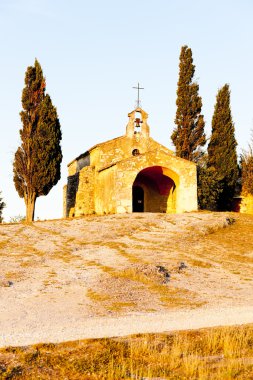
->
133 82 144 108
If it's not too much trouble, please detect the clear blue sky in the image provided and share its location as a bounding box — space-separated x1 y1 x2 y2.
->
0 0 253 221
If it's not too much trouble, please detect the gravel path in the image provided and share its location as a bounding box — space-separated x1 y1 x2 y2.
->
1 306 253 347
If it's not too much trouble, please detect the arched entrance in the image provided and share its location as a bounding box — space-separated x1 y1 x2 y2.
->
132 166 177 213
132 186 144 212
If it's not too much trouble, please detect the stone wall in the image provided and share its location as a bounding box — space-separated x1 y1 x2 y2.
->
66 173 79 217
95 166 116 214
63 185 67 218
74 167 95 217
68 160 78 176
90 135 171 172
240 195 253 214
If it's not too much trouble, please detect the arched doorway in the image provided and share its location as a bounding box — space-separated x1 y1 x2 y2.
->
132 166 177 213
132 186 144 212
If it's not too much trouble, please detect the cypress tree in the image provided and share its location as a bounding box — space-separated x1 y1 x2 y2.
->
0 192 5 223
197 165 222 210
241 139 253 196
207 84 238 210
171 45 206 162
13 59 62 222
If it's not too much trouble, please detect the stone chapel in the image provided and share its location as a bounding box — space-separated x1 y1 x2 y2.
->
63 107 198 217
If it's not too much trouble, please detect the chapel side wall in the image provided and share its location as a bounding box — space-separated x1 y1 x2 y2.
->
240 195 253 214
74 167 95 216
68 161 78 176
95 166 116 214
66 173 80 217
63 185 67 218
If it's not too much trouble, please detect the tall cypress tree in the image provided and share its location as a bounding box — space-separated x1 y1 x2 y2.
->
13 59 62 222
171 45 206 162
197 155 222 211
241 137 253 196
0 191 5 223
207 84 238 210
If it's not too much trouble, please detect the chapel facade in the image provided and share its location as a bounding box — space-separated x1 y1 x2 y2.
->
63 107 198 217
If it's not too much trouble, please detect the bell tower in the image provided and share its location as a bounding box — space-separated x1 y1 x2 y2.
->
126 107 150 139
126 82 149 139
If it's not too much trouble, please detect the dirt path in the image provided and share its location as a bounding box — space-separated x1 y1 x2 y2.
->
1 306 253 347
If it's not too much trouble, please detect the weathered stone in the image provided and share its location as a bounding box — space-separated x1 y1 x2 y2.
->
116 206 126 214
63 107 198 217
0 279 13 287
240 195 253 214
178 262 187 271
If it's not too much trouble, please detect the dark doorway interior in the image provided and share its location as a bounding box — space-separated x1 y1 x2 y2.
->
132 186 144 212
132 166 176 213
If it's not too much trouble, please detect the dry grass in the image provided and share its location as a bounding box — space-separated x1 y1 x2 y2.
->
85 262 202 312
108 301 137 311
0 239 11 250
1 324 253 379
4 271 24 281
109 266 202 308
100 241 142 263
189 259 213 268
19 259 35 268
86 289 111 302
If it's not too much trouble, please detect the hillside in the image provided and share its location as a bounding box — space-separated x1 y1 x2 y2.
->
0 212 253 347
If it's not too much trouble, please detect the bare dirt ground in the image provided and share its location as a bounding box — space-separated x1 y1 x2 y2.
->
0 212 253 347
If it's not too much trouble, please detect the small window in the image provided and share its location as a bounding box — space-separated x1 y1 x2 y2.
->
132 149 140 156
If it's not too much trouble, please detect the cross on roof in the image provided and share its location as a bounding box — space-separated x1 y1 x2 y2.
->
133 82 144 108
